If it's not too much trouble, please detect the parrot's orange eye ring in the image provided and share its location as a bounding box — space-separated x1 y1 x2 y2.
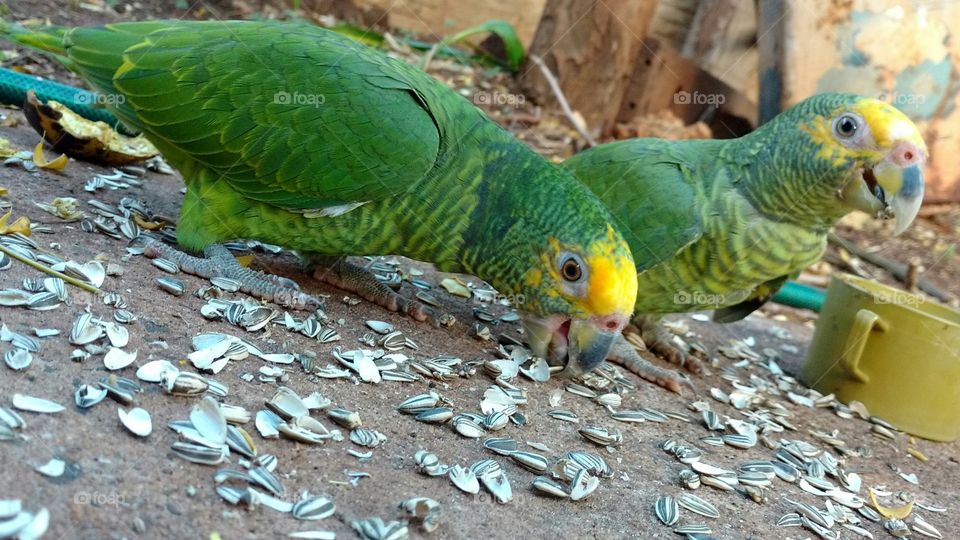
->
561 257 583 282
833 114 860 139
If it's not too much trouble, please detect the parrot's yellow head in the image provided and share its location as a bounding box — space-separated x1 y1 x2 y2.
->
798 94 926 234
522 224 638 376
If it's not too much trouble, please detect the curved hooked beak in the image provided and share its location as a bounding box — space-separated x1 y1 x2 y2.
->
524 314 626 376
840 142 925 235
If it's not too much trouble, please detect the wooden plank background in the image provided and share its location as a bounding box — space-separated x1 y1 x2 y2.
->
759 0 960 203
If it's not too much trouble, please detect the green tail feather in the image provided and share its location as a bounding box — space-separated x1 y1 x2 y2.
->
0 19 70 64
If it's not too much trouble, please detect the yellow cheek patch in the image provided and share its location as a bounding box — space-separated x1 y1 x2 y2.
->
577 225 638 317
581 252 637 317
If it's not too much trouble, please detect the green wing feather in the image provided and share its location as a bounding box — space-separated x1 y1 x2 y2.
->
563 139 704 273
61 21 448 211
569 133 827 319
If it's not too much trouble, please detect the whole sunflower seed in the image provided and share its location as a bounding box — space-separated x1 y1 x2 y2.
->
510 451 548 473
327 408 361 429
700 475 735 491
723 433 757 449
226 425 257 458
777 512 802 527
415 407 453 424
638 407 669 423
673 524 711 535
547 409 579 423
483 411 510 431
152 257 180 274
700 435 724 447
349 427 386 448
566 451 612 478
564 383 597 399
210 277 242 292
578 425 622 447
785 498 833 529
482 437 517 456
673 446 702 464
157 277 185 296
452 415 486 439
171 441 228 465
292 496 336 521
114 309 137 323
677 493 720 519
610 410 647 423
655 495 679 526
738 471 773 487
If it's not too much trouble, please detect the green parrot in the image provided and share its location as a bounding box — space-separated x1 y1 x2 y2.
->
1 19 639 375
564 93 926 392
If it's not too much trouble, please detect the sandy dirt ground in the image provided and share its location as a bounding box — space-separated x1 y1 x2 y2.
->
1 3 959 540
0 109 958 540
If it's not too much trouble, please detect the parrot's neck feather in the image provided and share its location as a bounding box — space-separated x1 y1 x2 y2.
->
733 123 853 232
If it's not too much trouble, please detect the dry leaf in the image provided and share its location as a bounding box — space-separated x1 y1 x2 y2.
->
0 211 31 236
33 142 69 171
0 138 17 158
869 488 914 519
35 197 84 221
441 277 471 298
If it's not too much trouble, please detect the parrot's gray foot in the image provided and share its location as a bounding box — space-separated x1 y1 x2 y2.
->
310 257 440 327
607 334 695 394
635 316 704 375
143 240 323 310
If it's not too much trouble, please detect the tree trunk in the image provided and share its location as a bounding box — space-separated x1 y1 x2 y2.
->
520 0 659 137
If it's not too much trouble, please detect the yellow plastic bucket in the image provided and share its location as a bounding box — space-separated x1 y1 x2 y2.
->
801 273 960 441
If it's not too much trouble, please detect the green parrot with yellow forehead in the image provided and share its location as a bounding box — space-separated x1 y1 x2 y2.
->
1 19 639 375
565 93 926 391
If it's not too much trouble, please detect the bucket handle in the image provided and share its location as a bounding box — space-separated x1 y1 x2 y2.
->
841 308 889 383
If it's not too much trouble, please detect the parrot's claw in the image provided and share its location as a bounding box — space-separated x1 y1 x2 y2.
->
143 240 323 310
310 257 441 327
636 317 704 375
606 334 696 395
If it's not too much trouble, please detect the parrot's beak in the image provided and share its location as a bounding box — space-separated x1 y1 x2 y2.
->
524 314 625 376
840 142 925 235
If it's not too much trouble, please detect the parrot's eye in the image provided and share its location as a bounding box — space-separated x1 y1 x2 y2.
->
560 256 583 282
834 114 860 139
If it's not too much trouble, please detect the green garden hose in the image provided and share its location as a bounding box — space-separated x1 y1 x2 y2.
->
771 280 825 312
0 67 133 133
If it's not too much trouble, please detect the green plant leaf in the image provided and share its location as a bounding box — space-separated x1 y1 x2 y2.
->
326 23 386 48
440 20 524 71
